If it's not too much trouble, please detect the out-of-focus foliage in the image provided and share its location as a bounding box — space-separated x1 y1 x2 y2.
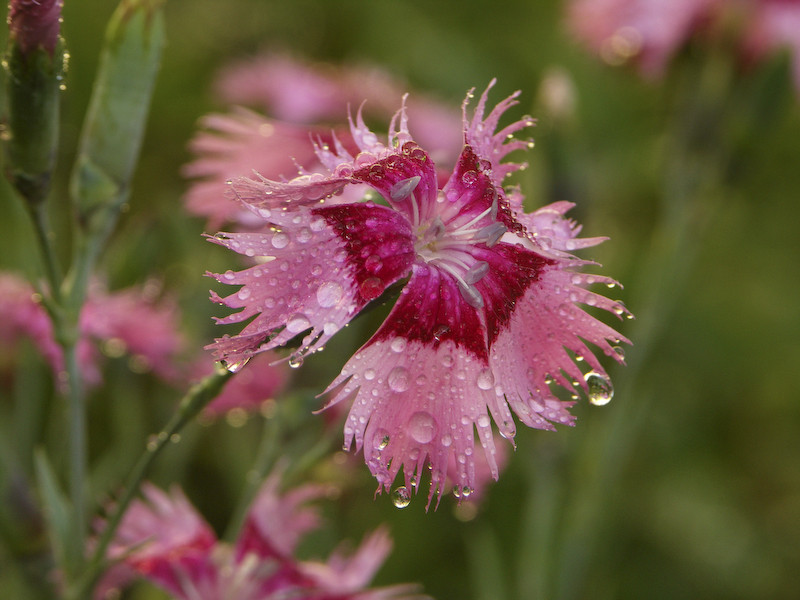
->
1 1 798 599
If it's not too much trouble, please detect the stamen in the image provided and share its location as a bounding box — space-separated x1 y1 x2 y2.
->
458 281 484 309
463 261 489 285
475 222 507 247
390 176 421 202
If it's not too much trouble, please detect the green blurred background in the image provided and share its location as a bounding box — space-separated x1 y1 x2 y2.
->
1 1 799 599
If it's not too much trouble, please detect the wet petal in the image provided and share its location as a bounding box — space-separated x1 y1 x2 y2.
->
207 203 415 365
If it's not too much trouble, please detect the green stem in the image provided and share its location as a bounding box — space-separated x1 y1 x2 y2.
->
68 367 233 600
65 342 88 576
26 201 63 300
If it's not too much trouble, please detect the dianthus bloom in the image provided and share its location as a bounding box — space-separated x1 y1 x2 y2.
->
7 0 63 57
568 0 800 93
96 473 423 600
208 82 631 506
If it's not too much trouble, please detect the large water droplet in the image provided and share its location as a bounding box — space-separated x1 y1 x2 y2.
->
408 411 436 444
316 281 344 308
476 368 495 390
387 366 410 392
288 354 304 369
392 486 411 509
585 371 613 406
271 232 289 249
286 313 311 333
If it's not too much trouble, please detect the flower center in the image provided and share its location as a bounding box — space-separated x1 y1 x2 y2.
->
389 176 507 309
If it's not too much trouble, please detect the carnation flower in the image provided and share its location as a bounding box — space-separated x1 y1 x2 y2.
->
207 81 631 507
567 0 718 77
96 473 422 600
183 54 461 230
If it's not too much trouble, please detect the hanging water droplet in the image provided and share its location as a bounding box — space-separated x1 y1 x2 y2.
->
221 357 250 373
585 371 613 406
316 281 344 308
408 411 436 444
359 277 384 301
611 345 626 360
288 354 304 369
387 366 410 392
392 486 411 508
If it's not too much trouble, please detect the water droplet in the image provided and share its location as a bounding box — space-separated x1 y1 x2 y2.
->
476 368 494 390
237 288 251 301
585 371 613 406
169 434 181 444
476 414 490 428
316 281 344 308
286 313 311 334
373 429 390 450
288 354 304 369
461 170 479 186
392 486 411 508
146 435 158 452
365 254 382 273
433 325 450 341
611 345 626 360
390 338 407 353
440 354 454 367
387 366 410 392
364 368 376 381
221 357 250 373
359 277 384 301
296 228 312 243
408 411 436 444
271 232 289 249
323 322 339 336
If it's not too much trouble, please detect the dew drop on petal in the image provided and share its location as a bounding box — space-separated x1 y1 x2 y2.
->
408 411 437 444
373 429 390 450
476 368 495 390
387 366 410 392
221 357 250 373
359 277 384 301
390 337 407 353
316 281 344 308
286 313 311 333
364 368 376 381
271 232 289 249
585 371 613 406
288 354 304 369
392 486 411 509
476 414 491 428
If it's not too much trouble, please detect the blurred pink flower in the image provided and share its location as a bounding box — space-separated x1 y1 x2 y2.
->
7 0 63 57
183 55 462 230
567 0 718 77
206 82 630 507
741 0 800 92
568 0 800 92
97 473 423 600
0 272 183 387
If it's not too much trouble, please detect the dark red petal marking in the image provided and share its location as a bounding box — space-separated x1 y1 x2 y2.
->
370 262 487 360
313 202 416 307
475 243 556 346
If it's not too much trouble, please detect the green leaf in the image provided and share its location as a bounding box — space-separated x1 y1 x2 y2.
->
70 0 165 234
33 450 77 577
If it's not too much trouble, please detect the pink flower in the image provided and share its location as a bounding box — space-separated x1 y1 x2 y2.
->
7 0 63 57
184 55 462 230
741 0 800 92
567 0 718 77
97 473 422 600
207 82 631 507
0 272 183 387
